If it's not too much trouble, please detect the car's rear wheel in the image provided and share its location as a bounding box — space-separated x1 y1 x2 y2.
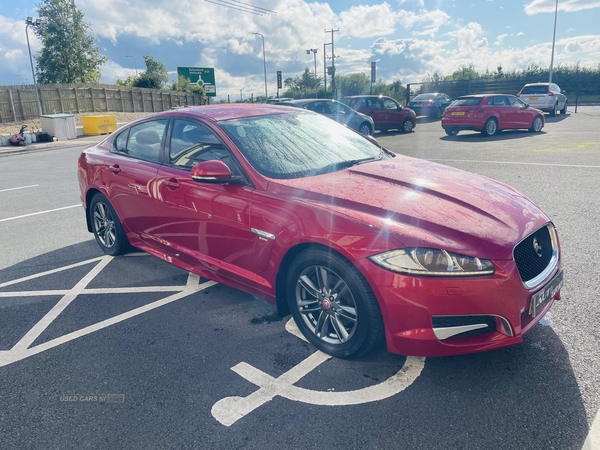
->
358 122 372 136
560 101 567 114
529 116 543 133
286 248 384 359
445 128 458 136
401 119 414 133
90 193 130 256
550 102 558 117
482 118 497 136
435 107 443 120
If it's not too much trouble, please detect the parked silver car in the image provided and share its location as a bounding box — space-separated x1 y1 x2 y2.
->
517 82 567 116
280 99 375 135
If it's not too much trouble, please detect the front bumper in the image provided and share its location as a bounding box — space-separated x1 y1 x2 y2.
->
355 258 562 357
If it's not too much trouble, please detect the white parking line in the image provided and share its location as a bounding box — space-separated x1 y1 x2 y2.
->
428 159 600 169
583 408 600 450
0 184 39 193
0 204 80 223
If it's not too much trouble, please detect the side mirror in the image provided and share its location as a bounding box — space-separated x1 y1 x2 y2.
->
191 160 233 183
525 103 530 109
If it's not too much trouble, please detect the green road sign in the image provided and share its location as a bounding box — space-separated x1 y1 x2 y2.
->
177 67 216 96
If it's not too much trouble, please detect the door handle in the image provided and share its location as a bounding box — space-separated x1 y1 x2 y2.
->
163 178 180 189
109 164 121 174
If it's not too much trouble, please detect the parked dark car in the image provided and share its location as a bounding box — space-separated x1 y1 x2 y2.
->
279 99 375 135
441 94 545 136
408 92 453 119
341 95 416 133
78 104 562 358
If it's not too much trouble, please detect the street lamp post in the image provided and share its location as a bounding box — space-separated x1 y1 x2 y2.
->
252 32 268 102
126 55 138 77
306 48 318 98
548 0 559 84
25 17 43 116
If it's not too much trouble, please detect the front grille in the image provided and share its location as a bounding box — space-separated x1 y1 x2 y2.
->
514 225 554 284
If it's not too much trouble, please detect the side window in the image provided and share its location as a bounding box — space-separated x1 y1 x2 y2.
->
383 98 399 110
168 119 240 175
329 102 348 114
306 102 329 114
114 130 128 154
125 119 168 162
508 97 526 107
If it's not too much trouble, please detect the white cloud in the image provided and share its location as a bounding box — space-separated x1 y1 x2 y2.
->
397 9 451 36
524 0 600 14
445 22 489 52
495 33 510 45
518 31 525 36
339 4 397 38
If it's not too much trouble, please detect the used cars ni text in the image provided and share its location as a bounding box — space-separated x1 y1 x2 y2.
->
441 94 545 137
279 99 375 135
341 95 416 133
78 104 562 358
408 92 453 119
517 82 567 116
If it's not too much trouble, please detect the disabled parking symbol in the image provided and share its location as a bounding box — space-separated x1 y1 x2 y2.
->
211 319 426 426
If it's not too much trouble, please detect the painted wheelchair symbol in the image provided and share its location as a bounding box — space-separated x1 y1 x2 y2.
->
211 319 426 426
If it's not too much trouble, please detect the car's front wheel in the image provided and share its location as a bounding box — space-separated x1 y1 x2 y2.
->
286 248 384 359
358 122 372 136
529 115 543 133
401 119 414 133
482 118 497 136
90 193 130 256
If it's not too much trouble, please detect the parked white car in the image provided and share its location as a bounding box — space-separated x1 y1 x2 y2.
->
517 82 567 116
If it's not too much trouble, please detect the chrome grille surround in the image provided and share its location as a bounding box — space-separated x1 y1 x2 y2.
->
513 223 559 289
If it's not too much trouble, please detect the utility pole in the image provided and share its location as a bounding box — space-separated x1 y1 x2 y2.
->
548 0 559 84
324 28 339 98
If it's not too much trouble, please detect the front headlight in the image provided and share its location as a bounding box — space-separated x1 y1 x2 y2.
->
369 248 494 276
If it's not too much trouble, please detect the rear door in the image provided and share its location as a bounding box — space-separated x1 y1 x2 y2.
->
485 96 514 128
507 96 533 128
104 119 168 243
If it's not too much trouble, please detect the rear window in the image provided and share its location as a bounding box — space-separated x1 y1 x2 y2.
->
451 97 483 106
521 85 549 95
413 94 436 101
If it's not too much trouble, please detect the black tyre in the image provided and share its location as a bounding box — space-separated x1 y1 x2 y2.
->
529 115 543 133
435 107 443 120
560 101 567 114
401 119 414 133
358 122 372 136
445 128 458 136
286 248 384 359
482 118 497 136
550 102 557 117
89 193 130 256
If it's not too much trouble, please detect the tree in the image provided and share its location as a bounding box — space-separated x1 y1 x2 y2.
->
338 73 370 97
171 75 206 96
133 54 169 89
115 75 136 87
35 0 106 84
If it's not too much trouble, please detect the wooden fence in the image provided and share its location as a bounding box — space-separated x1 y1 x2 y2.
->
0 84 205 123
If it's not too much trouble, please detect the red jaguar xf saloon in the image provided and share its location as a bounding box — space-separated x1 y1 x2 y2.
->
78 104 562 358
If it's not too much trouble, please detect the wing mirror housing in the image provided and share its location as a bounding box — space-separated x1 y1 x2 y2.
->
191 160 235 183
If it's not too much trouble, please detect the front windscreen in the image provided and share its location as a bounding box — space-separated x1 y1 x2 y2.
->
218 112 388 179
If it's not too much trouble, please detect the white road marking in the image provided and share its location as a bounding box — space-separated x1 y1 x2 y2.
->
0 204 80 223
583 408 600 450
211 318 426 426
0 256 217 368
0 256 104 289
428 159 600 169
0 184 39 193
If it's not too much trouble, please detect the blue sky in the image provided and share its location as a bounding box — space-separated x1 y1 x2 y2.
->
1 0 599 100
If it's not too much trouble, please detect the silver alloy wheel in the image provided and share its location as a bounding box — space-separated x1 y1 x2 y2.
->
485 119 497 135
295 265 358 345
403 119 413 132
532 116 543 132
92 201 116 248
359 123 371 135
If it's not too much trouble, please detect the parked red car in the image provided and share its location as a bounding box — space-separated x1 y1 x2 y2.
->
341 95 416 133
78 104 562 358
441 94 545 136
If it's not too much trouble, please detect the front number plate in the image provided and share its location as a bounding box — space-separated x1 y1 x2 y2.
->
529 269 564 317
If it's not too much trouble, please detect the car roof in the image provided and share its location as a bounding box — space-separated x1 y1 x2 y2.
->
457 94 514 98
342 95 390 98
145 104 301 122
285 99 338 105
523 82 550 86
